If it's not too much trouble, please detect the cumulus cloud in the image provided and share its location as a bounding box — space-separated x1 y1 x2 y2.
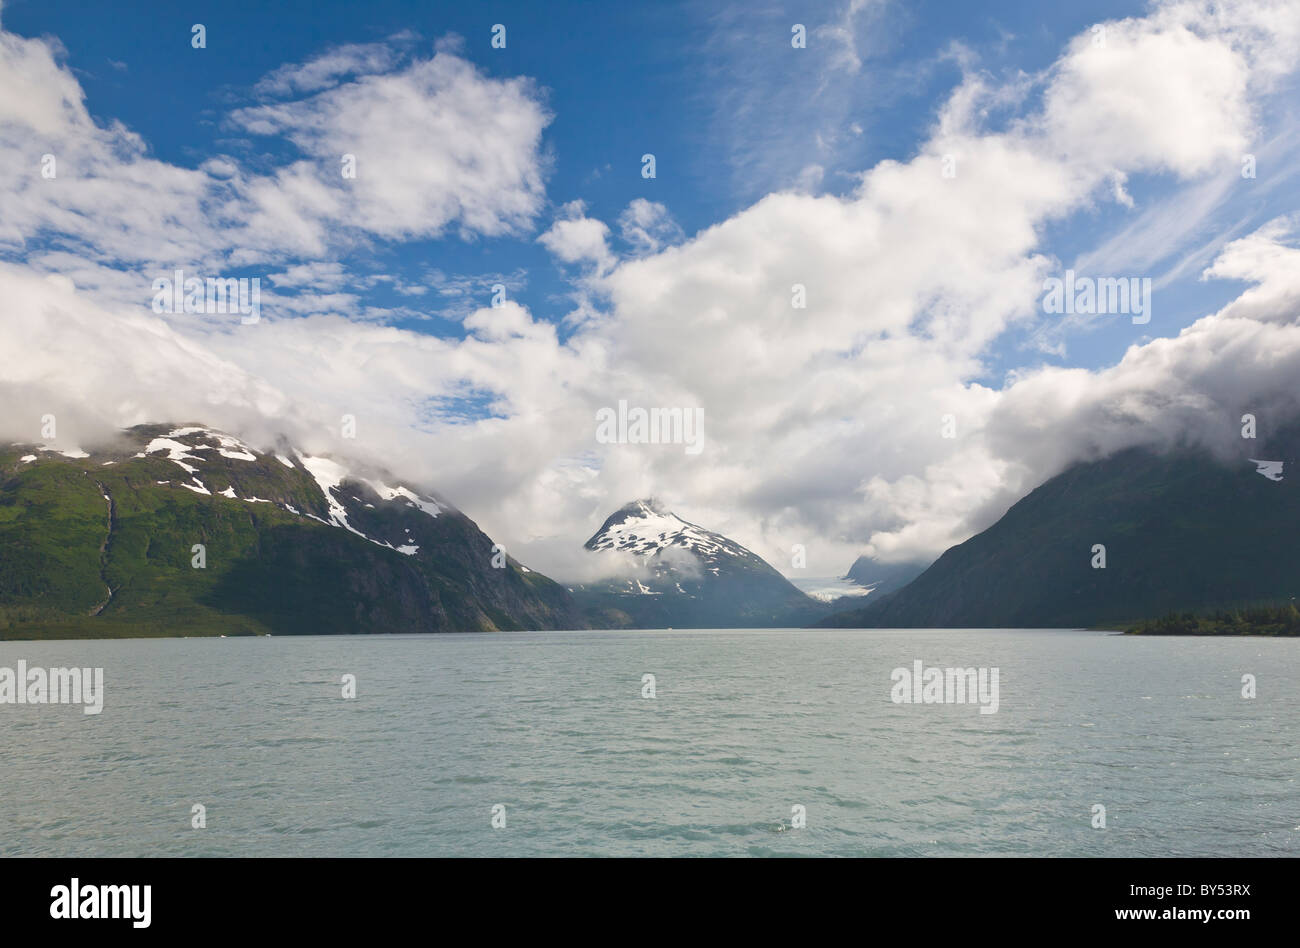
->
0 30 552 273
538 201 613 271
0 265 293 451
537 0 1300 569
230 51 551 243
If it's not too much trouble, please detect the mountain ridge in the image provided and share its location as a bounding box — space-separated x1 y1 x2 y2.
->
821 430 1300 629
0 423 581 638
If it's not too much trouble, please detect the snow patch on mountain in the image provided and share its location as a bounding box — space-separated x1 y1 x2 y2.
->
297 454 435 556
363 480 442 518
298 454 359 531
144 437 203 474
32 444 91 459
585 499 757 565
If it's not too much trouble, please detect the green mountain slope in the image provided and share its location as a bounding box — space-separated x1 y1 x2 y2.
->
0 424 580 638
821 435 1300 629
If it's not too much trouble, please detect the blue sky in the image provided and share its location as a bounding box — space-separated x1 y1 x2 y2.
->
9 0 1272 359
2 0 1299 578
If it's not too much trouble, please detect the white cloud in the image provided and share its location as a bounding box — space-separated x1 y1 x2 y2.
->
253 39 408 97
230 51 551 243
617 199 683 255
269 261 348 291
0 31 552 272
863 215 1300 562
0 264 293 451
815 0 889 76
538 201 613 271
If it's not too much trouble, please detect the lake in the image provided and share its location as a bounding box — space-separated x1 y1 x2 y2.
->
1 628 1295 856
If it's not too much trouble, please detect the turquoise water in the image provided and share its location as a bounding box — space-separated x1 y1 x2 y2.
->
1 629 1295 856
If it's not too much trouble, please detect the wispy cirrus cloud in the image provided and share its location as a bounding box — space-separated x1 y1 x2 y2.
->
252 35 415 97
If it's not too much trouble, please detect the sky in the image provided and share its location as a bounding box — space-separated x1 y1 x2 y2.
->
1 0 1299 581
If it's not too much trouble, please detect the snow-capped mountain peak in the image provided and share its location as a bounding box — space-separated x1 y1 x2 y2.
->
584 498 756 564
575 498 828 627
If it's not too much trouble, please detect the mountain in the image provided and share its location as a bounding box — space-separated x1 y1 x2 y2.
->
570 498 827 627
822 430 1300 629
0 424 581 638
